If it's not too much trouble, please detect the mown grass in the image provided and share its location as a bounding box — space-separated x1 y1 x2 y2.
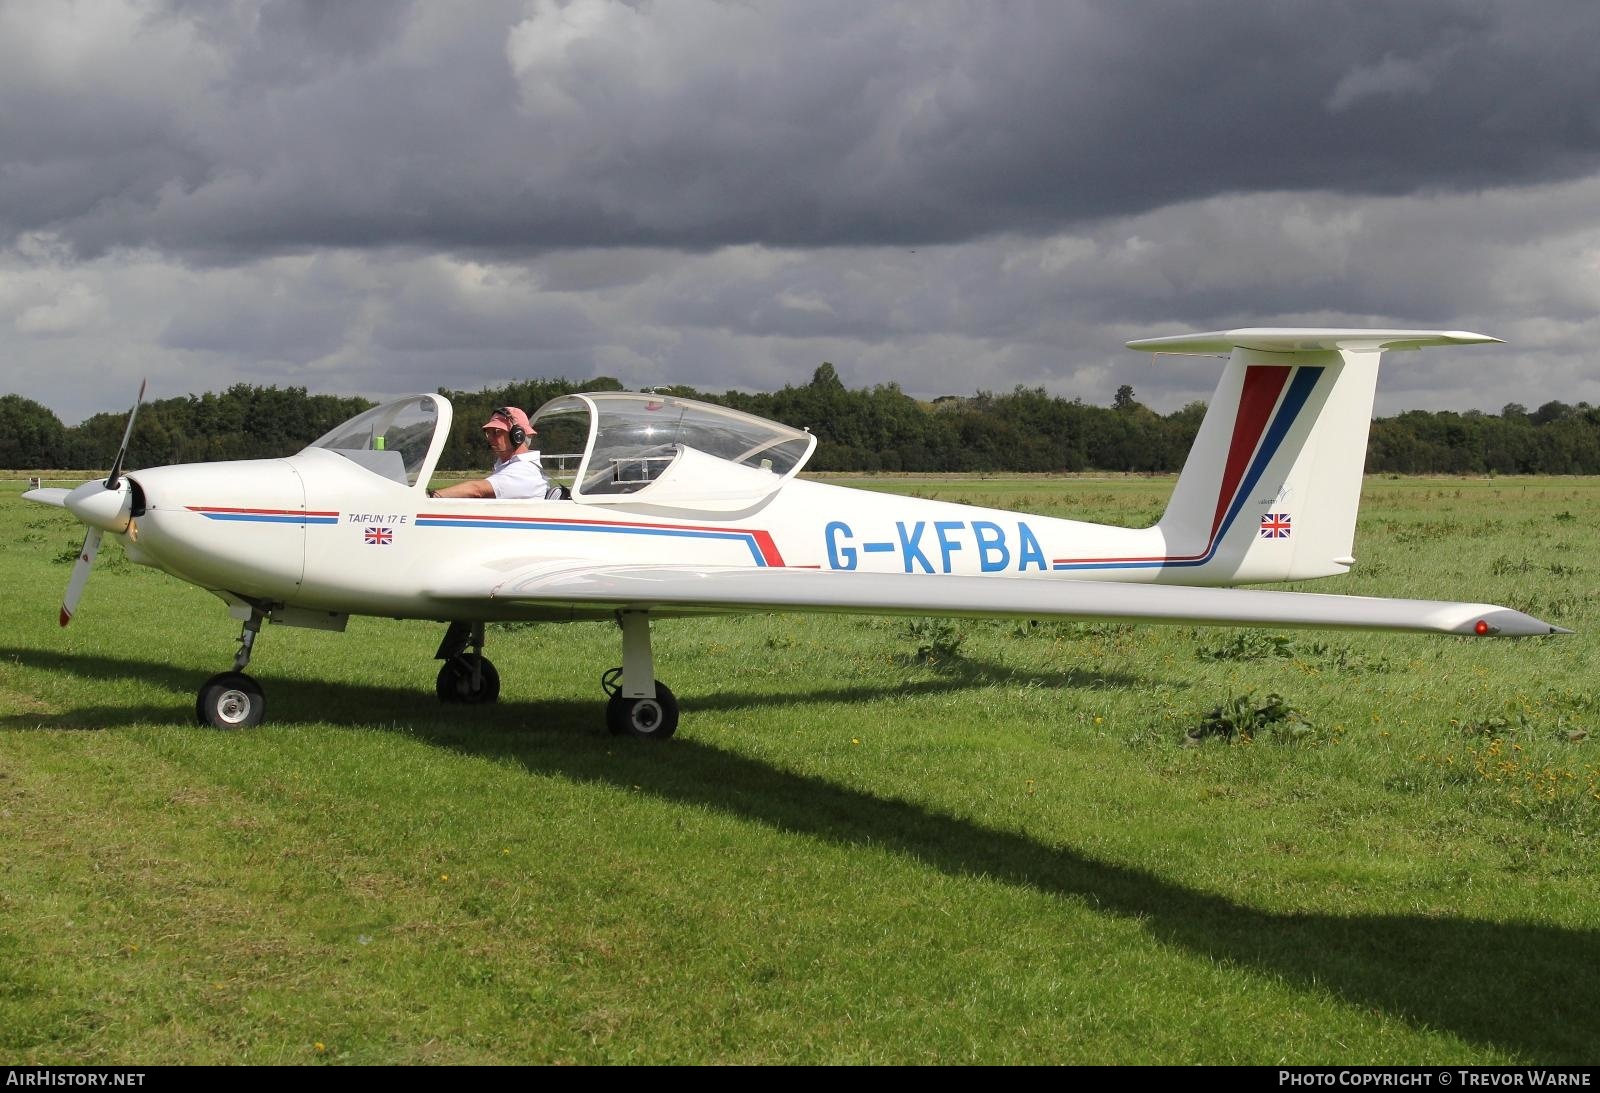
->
0 475 1595 1064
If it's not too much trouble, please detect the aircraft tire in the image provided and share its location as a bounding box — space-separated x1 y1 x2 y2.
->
197 671 265 730
606 681 679 740
436 655 501 705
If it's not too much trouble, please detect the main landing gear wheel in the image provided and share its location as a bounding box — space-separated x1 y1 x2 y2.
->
196 671 265 729
605 681 679 740
436 655 501 705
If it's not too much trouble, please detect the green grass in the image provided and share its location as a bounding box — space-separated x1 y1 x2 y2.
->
1 475 1595 1064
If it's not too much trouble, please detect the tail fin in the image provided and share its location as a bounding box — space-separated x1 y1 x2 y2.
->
1128 329 1500 584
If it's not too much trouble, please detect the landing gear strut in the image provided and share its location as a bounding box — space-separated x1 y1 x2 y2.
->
602 609 678 739
435 621 500 704
197 609 266 729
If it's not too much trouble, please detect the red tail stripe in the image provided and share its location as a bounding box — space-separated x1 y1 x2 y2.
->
1211 366 1289 537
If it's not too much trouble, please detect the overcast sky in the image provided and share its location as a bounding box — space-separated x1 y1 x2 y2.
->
6 0 1600 425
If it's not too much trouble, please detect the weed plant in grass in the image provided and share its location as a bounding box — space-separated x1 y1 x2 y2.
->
0 476 1596 1064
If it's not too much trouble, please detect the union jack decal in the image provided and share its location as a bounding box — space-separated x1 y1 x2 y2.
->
1260 513 1292 539
364 526 394 545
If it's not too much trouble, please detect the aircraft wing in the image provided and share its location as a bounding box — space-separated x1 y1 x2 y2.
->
426 562 1565 637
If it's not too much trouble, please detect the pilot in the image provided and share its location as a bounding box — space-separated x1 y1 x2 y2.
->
429 406 550 499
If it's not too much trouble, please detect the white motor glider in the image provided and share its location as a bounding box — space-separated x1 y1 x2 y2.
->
25 329 1565 737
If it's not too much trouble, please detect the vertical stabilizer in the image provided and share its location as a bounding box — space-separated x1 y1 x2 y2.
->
1127 329 1499 584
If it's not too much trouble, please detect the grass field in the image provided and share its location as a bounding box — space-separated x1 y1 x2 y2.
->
1 473 1595 1064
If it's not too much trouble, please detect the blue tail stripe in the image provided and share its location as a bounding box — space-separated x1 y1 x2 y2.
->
1208 365 1323 560
1050 364 1324 572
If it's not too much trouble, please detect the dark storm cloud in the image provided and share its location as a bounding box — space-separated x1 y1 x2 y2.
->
160 292 351 356
377 266 603 352
169 0 417 88
6 0 1600 260
7 0 1600 427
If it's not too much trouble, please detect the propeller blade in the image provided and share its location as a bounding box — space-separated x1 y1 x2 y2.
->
60 380 142 628
60 527 103 627
105 378 147 490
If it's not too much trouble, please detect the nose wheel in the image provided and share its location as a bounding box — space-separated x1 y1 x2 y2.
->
197 671 265 729
197 608 267 729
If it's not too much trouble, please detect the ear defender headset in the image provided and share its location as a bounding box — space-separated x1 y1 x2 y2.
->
493 407 527 447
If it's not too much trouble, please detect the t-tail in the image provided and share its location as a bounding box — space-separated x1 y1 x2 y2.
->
1129 329 1501 585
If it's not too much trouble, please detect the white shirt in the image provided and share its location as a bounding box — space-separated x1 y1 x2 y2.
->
486 450 550 499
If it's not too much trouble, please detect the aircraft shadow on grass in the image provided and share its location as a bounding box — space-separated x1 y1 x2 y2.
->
443 731 1600 1064
3 645 1590 1061
0 645 1145 730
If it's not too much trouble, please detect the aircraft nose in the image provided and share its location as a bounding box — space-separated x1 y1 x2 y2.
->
64 479 134 533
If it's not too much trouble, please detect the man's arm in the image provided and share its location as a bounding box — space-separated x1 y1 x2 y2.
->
431 479 497 498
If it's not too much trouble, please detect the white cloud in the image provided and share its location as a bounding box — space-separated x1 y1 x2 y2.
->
1325 52 1439 112
14 282 107 336
11 170 1600 426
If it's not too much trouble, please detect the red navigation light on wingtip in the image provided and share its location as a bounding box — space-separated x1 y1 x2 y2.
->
1475 619 1491 636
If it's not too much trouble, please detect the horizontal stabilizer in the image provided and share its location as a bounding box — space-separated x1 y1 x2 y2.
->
429 563 1565 638
1128 328 1501 356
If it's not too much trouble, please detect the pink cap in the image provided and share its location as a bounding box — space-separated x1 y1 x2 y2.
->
482 406 534 436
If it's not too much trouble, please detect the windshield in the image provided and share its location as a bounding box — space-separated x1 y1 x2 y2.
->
526 400 592 486
530 392 816 500
307 395 443 487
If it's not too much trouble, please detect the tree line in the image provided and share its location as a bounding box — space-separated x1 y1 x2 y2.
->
6 370 1600 475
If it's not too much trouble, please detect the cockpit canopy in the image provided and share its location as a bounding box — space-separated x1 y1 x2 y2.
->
531 392 816 508
307 394 450 488
304 390 815 509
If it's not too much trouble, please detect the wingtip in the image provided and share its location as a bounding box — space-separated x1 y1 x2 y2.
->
59 606 72 628
1469 607 1572 637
